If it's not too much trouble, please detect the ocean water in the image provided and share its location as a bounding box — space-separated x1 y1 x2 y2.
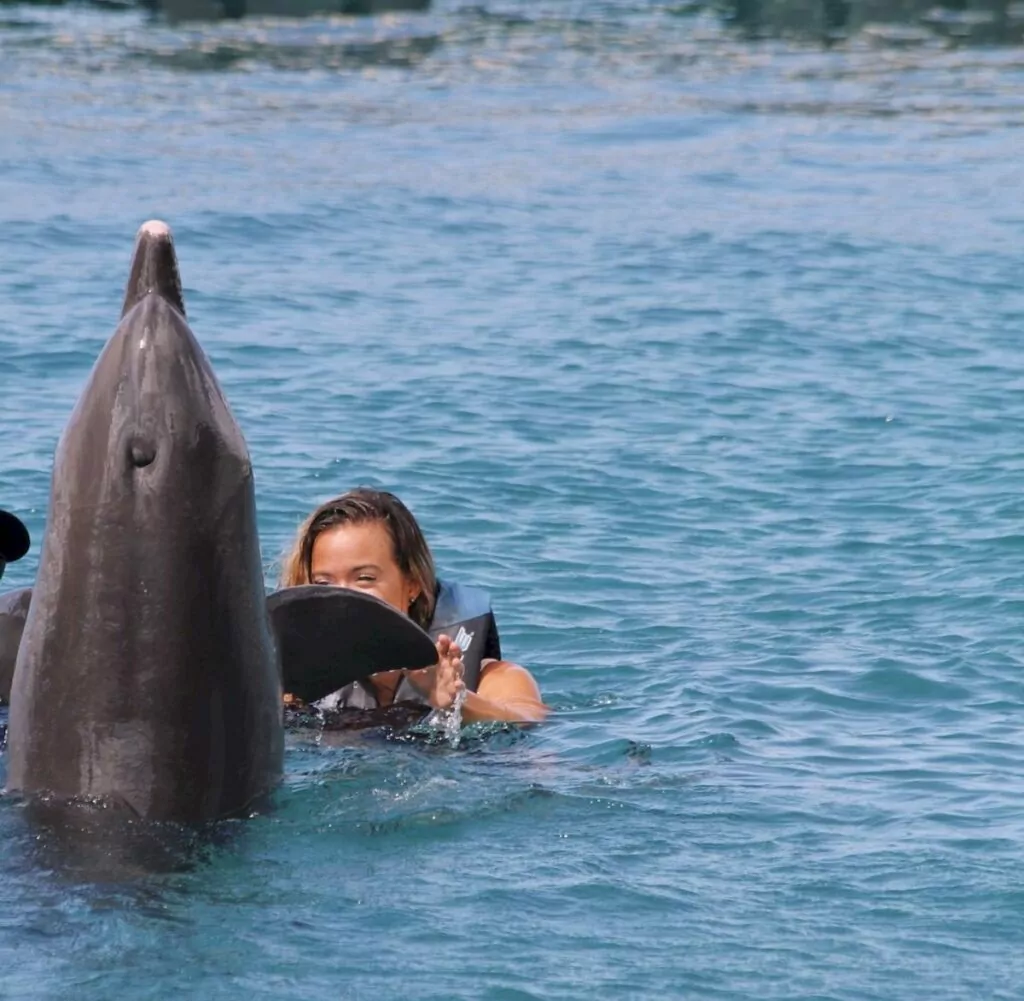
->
2 2 1024 998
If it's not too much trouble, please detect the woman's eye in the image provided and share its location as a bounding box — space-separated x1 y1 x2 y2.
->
357 575 376 584
312 578 331 586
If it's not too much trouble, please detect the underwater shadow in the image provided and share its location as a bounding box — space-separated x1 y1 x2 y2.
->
2 793 254 885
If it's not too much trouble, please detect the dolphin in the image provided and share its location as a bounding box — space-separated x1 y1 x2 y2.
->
0 587 31 707
0 511 30 710
0 508 30 574
5 221 284 822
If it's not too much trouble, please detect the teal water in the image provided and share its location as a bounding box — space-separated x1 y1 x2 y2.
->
2 3 1024 998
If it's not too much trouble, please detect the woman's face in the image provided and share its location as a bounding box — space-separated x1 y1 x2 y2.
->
310 520 419 614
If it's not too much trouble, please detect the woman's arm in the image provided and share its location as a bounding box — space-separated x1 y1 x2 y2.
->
405 638 549 725
461 659 548 725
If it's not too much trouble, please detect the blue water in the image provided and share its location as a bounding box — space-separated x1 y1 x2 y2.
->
3 2 1024 998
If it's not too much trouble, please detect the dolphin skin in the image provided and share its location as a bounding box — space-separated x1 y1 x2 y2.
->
5 221 283 822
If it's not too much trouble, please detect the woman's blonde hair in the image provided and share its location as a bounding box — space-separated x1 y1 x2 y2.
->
279 488 437 629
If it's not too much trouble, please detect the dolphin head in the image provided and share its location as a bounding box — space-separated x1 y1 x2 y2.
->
56 221 249 507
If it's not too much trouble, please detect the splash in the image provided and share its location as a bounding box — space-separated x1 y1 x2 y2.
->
425 688 466 748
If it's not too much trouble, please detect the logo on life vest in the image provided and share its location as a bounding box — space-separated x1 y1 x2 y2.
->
453 626 475 653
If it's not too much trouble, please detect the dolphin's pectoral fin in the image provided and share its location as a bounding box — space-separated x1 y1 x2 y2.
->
0 587 31 705
266 586 438 705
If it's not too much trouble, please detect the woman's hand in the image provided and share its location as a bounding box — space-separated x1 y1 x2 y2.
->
405 634 465 710
428 634 466 710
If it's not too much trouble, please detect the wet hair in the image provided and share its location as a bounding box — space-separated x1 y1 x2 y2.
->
279 488 437 629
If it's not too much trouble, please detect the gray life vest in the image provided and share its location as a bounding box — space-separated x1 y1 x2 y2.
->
314 580 501 712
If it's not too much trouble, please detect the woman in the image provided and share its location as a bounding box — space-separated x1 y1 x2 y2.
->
279 488 547 725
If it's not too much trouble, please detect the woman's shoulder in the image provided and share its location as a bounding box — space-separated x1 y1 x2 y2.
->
431 578 494 629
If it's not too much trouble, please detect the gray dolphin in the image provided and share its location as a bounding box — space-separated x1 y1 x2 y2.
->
5 221 284 822
0 511 31 707
0 587 31 707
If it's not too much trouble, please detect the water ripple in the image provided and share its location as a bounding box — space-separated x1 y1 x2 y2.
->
2 1 1024 999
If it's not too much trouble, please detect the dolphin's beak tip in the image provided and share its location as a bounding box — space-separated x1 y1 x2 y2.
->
138 220 173 240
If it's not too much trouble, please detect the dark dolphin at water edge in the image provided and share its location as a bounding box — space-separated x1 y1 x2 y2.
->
0 509 30 575
0 588 31 708
0 512 31 705
5 221 284 822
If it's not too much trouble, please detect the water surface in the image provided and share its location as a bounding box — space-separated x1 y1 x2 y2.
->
1 3 1024 998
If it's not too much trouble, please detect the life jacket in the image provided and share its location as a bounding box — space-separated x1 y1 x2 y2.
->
314 579 501 712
